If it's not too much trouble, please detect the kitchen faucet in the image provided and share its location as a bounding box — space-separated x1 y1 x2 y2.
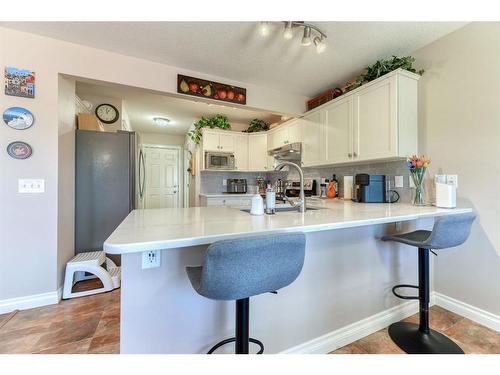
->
274 161 306 213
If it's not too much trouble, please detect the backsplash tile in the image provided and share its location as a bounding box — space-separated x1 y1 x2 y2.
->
200 160 415 203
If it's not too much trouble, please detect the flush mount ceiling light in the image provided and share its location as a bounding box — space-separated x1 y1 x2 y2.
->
153 117 170 127
259 21 327 54
259 21 271 37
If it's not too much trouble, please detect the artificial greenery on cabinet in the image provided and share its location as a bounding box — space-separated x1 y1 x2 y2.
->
188 114 231 144
244 119 270 133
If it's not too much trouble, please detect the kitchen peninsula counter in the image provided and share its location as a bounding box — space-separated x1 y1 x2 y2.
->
103 200 472 354
104 200 471 255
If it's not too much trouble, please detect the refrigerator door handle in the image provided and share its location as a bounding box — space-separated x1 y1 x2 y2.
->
139 149 146 199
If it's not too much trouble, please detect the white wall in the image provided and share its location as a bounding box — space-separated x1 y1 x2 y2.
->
0 26 307 307
140 132 185 146
413 22 500 315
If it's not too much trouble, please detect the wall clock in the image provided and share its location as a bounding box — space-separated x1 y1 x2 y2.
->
95 103 119 124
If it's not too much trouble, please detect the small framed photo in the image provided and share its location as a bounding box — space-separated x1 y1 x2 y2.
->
4 67 36 98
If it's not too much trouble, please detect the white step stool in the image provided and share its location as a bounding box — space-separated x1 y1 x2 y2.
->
62 251 121 299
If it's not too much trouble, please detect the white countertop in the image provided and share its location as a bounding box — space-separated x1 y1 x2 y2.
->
103 199 472 254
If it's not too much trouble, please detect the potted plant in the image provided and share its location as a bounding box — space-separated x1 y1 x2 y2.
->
244 119 270 133
187 114 231 144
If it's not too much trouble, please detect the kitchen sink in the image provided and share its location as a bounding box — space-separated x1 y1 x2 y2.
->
240 206 321 213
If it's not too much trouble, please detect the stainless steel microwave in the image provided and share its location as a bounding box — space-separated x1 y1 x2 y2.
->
205 151 235 170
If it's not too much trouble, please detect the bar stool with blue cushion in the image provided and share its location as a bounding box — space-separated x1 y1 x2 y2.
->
382 212 476 354
186 233 306 354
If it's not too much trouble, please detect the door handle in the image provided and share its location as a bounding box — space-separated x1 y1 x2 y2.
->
139 149 146 198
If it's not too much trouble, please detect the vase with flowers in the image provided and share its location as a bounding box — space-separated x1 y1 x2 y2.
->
407 155 430 206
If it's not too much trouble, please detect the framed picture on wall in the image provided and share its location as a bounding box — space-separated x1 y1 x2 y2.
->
4 67 36 98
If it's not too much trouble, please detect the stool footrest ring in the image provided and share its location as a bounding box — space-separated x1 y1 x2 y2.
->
207 337 264 354
392 284 419 300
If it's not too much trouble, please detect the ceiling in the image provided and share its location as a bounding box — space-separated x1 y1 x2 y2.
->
75 80 282 135
1 22 466 97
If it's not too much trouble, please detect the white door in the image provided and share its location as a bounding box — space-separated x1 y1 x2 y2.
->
248 133 268 171
353 76 398 161
233 133 249 171
144 147 180 209
302 110 326 167
326 96 353 164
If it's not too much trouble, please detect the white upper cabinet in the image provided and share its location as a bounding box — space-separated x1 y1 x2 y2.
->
267 119 302 150
353 75 397 161
325 95 353 164
304 69 419 166
202 130 234 152
287 120 302 144
248 133 269 171
202 131 221 152
198 70 418 170
218 132 234 152
233 133 249 171
302 110 327 167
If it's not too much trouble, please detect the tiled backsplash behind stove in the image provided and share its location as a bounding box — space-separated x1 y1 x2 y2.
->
200 160 414 203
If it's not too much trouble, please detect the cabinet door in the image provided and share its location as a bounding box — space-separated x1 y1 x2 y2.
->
275 126 288 146
233 134 249 171
302 110 326 167
353 76 397 161
218 132 234 152
287 120 302 144
325 96 353 164
203 131 220 151
248 133 268 171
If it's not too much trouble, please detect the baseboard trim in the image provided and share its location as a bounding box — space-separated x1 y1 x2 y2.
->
0 290 60 314
434 292 500 332
281 300 421 354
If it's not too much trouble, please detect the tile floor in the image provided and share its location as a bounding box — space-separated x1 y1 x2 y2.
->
0 282 498 354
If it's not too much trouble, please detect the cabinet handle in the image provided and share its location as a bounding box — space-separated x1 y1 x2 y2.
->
353 152 358 157
348 153 352 157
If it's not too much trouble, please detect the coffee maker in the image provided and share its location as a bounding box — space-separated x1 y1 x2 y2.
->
353 174 386 203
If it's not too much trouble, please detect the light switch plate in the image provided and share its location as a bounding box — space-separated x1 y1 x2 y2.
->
18 179 45 193
142 250 161 269
395 176 404 188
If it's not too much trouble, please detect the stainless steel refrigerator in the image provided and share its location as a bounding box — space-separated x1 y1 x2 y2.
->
75 130 137 263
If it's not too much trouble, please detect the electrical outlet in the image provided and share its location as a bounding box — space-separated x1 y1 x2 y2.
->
395 176 404 188
408 175 415 188
395 222 402 232
447 175 458 188
142 250 161 269
222 179 227 186
18 179 45 193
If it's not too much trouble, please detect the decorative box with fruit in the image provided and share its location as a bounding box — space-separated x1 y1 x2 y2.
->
178 74 246 105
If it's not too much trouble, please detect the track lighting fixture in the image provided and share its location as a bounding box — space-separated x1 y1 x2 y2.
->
260 21 327 54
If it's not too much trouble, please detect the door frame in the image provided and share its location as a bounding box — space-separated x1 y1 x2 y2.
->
141 144 183 208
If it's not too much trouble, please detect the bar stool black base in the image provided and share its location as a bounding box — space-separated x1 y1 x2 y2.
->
389 322 464 354
207 337 264 354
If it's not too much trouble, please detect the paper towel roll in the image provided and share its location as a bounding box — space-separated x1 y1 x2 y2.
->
343 176 353 200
